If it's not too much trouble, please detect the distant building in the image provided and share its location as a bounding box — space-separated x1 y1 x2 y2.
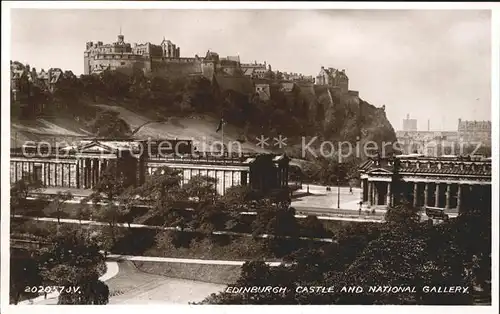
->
241 61 269 79
403 114 417 132
315 66 349 94
10 62 65 95
458 118 491 144
10 139 290 196
396 130 462 156
83 34 238 79
281 72 314 83
255 83 271 101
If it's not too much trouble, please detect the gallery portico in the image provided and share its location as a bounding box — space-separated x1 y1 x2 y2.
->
359 155 492 213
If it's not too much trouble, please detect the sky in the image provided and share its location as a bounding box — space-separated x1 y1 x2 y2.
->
10 9 492 131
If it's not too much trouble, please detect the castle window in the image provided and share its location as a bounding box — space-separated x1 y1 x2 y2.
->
121 62 126 65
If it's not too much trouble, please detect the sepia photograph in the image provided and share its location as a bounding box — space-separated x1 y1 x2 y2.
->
2 2 496 310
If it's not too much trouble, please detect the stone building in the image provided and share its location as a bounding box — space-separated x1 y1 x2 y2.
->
281 72 314 83
84 34 153 75
458 118 491 144
315 66 349 94
10 62 65 98
359 155 492 215
10 139 290 196
395 131 460 156
241 61 269 79
255 83 271 101
84 34 238 79
403 113 417 132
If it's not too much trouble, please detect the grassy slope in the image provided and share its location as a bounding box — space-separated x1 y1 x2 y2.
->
11 102 272 154
93 104 270 153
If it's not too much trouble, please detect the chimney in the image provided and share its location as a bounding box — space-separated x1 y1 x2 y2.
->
427 119 430 131
406 113 410 120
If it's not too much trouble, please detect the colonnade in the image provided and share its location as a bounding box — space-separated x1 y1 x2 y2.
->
361 178 489 212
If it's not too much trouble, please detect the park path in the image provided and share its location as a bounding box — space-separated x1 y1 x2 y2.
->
18 261 119 305
17 256 230 305
107 253 288 267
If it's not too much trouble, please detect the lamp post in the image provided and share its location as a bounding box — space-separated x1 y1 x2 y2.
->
337 177 340 209
336 162 343 209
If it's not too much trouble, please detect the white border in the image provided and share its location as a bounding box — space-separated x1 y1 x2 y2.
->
1 2 499 314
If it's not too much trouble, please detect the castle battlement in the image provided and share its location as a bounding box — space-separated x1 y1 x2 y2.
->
152 57 201 63
91 53 145 60
241 61 267 68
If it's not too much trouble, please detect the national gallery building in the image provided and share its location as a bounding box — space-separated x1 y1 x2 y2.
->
359 154 492 214
10 139 290 196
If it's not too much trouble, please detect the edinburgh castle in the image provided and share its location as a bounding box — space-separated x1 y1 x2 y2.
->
82 33 360 98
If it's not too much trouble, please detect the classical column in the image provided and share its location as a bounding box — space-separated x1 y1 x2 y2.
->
434 183 440 208
374 183 379 206
90 159 95 189
445 184 451 210
76 159 80 189
96 159 101 184
424 183 429 208
361 179 365 202
413 182 418 207
386 182 392 207
368 181 373 206
456 184 462 212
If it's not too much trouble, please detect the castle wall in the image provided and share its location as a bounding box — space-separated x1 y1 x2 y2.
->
151 57 203 77
87 54 150 74
343 90 360 106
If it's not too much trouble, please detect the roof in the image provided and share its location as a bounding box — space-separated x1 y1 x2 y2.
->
399 167 491 176
214 75 254 95
60 140 142 154
224 55 240 63
360 156 492 177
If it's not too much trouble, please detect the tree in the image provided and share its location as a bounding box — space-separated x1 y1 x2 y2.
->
44 191 73 224
130 166 186 226
10 251 42 304
83 163 131 243
384 201 421 228
38 227 109 305
221 185 261 211
183 175 218 204
58 278 109 305
191 201 228 233
10 174 43 217
76 199 92 224
99 69 131 98
252 202 298 238
91 110 131 138
299 215 330 238
90 161 129 202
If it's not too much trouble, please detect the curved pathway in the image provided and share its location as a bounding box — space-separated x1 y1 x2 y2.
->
106 261 225 304
18 261 119 305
